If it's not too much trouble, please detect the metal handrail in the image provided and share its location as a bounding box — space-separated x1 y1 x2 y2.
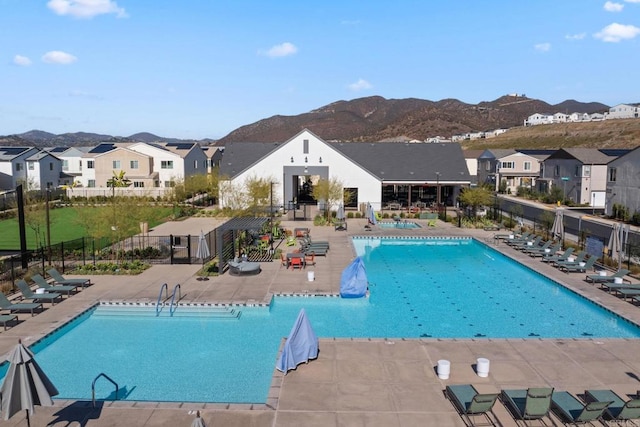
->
91 372 119 408
169 284 181 316
156 283 168 316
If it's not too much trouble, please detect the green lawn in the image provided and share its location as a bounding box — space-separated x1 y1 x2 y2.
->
0 206 173 250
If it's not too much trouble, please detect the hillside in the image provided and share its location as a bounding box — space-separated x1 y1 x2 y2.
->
463 118 640 150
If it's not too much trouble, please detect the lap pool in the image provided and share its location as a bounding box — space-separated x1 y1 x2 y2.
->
2 237 638 404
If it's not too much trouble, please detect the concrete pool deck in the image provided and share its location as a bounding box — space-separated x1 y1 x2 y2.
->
2 217 640 426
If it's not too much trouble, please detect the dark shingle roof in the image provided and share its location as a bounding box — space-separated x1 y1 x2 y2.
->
219 142 283 177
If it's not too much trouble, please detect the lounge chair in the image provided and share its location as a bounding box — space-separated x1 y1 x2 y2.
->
0 314 18 330
600 282 640 293
615 288 640 302
16 279 62 305
509 235 542 249
528 242 561 258
522 240 552 255
542 247 574 263
304 253 316 266
47 268 91 288
302 247 327 256
558 256 596 273
32 273 79 296
501 387 554 425
445 384 500 426
0 293 43 316
554 251 586 268
551 391 611 425
301 237 330 248
499 231 530 243
585 389 640 423
585 269 630 284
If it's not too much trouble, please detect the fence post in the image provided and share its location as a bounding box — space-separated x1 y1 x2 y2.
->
41 247 45 272
92 239 96 266
82 237 86 266
61 240 65 272
170 234 174 264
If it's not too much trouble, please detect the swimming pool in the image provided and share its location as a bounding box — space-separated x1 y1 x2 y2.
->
4 237 639 404
377 220 421 229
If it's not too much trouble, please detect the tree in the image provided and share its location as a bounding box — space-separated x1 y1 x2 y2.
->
312 177 346 221
539 210 555 240
106 170 132 189
458 187 492 218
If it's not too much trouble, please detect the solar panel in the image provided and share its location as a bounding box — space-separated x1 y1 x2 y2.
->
0 147 30 156
599 149 631 157
49 147 68 153
89 143 116 154
165 142 193 150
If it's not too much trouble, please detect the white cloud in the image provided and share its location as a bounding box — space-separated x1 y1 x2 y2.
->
42 50 78 64
348 78 372 91
260 42 298 58
13 55 32 66
534 43 551 52
624 0 640 3
594 22 640 42
565 33 587 40
47 0 127 19
604 1 624 11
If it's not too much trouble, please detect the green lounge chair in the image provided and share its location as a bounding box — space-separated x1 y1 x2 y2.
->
559 256 596 273
585 269 630 284
528 242 561 258
47 268 91 288
17 279 62 305
0 314 18 330
501 387 554 424
551 391 611 425
446 384 499 426
542 247 574 263
554 251 586 268
600 282 640 293
0 293 43 316
522 240 552 254
510 236 542 249
615 288 640 302
585 389 640 423
32 273 79 296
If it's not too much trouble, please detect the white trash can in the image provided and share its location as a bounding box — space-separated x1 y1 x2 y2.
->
437 360 450 380
476 358 490 377
307 271 315 282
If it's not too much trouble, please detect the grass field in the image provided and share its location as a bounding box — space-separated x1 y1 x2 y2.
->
0 206 173 250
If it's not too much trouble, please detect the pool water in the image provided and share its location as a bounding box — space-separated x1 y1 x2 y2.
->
4 237 639 404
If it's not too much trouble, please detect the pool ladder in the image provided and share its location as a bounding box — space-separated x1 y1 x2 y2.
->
92 372 118 408
155 283 182 316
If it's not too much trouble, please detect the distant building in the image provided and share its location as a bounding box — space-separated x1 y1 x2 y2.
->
605 103 640 120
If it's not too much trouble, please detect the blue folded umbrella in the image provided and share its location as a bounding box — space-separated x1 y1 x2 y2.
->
276 309 319 374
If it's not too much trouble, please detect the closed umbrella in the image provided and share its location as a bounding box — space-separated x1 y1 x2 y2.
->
367 203 377 225
608 223 621 266
336 203 345 221
1 339 59 427
551 209 564 242
191 410 206 427
196 230 210 281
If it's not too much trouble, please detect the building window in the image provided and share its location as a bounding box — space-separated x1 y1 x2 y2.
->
523 161 531 171
303 139 309 154
16 163 23 171
485 161 490 171
164 180 175 187
583 165 591 176
608 167 617 182
62 160 69 171
88 179 96 188
49 162 53 171
154 180 160 187
501 161 514 169
87 160 94 169
575 165 580 177
79 160 82 171
130 160 139 169
27 162 34 171
46 182 53 188
194 160 198 169
134 181 144 188
554 165 560 176
161 160 173 169
113 160 121 169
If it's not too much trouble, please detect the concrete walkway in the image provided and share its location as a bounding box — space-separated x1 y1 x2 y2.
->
2 217 640 426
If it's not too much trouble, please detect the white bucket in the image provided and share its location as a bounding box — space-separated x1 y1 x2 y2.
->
307 271 315 282
476 358 490 377
437 360 450 380
614 277 623 284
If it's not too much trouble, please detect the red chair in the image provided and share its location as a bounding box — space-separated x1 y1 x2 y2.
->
304 253 315 266
289 257 303 270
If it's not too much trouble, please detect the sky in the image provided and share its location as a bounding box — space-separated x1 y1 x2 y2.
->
1 0 639 140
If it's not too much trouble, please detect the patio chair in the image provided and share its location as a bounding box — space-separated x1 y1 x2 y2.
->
510 236 542 250
289 256 303 270
47 268 91 288
32 273 79 296
495 230 529 242
501 387 554 425
304 252 316 267
529 242 562 258
0 313 18 330
0 293 43 316
600 282 640 294
505 232 532 245
542 247 574 263
551 391 611 425
558 256 596 273
522 240 552 255
585 389 640 423
554 251 586 268
585 269 630 284
16 279 62 305
445 384 500 426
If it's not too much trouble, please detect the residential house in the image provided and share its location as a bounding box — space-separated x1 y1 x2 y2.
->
45 146 91 187
540 148 629 206
495 151 544 194
128 142 208 187
24 150 63 190
218 129 470 213
93 146 156 189
0 147 62 190
604 146 640 216
524 113 553 126
462 149 483 186
477 149 515 189
605 103 640 120
553 113 568 123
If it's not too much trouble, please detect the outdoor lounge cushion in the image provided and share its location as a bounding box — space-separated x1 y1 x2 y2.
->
0 293 43 316
501 387 553 422
446 384 499 426
228 261 261 276
586 389 640 422
551 391 611 424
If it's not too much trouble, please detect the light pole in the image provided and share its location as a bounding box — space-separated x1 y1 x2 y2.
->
435 172 441 206
269 182 274 253
45 188 51 261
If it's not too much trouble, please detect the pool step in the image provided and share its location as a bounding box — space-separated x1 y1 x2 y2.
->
93 305 242 319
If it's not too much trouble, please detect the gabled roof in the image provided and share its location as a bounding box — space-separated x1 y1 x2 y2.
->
478 149 516 160
516 149 555 160
462 149 484 159
220 141 284 177
0 146 36 161
26 151 59 161
330 142 470 182
546 148 622 164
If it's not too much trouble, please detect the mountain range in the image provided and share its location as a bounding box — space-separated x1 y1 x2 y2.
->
0 95 610 147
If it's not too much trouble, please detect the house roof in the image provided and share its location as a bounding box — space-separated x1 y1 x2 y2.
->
462 149 484 159
547 148 625 164
0 146 35 161
220 141 284 177
478 149 516 160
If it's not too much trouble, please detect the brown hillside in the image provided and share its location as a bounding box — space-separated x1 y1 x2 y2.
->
463 119 640 150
